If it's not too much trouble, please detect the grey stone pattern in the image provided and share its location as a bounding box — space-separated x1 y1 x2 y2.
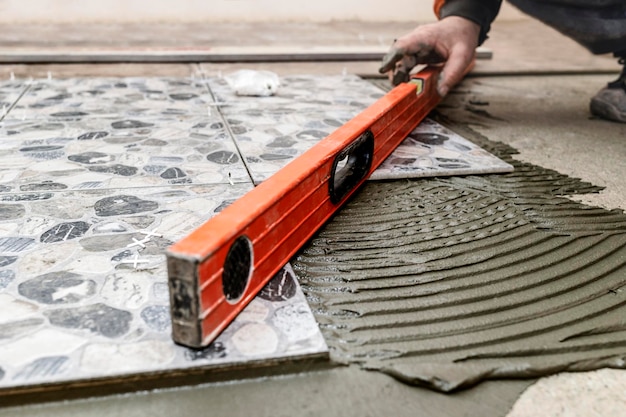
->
0 182 325 389
207 74 512 184
207 74 385 184
370 118 513 179
0 75 327 391
0 77 250 190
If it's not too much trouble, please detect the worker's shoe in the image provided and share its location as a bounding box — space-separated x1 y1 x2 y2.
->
590 58 626 123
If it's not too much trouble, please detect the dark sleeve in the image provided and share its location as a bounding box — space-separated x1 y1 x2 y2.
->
438 0 503 45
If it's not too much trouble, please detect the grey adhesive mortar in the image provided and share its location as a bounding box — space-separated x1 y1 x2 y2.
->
293 77 626 392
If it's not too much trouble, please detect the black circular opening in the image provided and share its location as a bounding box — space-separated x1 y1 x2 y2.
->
222 235 253 303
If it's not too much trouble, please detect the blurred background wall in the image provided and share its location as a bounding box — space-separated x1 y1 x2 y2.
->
0 0 526 23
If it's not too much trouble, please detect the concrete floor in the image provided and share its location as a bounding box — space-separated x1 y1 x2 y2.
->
1 18 626 417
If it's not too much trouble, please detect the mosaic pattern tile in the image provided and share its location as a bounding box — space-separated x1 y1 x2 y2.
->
0 116 249 189
0 184 326 389
0 78 249 188
8 77 217 120
0 75 328 395
370 118 513 180
207 74 386 184
206 74 512 183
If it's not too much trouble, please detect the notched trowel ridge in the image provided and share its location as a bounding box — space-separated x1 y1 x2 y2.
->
295 116 626 392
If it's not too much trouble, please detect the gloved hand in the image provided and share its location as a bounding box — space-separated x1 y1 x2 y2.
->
379 16 481 96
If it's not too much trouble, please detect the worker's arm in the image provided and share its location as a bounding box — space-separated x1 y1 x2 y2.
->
380 0 502 94
436 0 502 45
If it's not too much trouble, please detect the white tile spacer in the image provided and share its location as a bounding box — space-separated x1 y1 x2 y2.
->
139 228 162 239
119 253 150 269
126 237 150 249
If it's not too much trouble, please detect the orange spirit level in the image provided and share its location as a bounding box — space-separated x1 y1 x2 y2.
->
167 67 443 348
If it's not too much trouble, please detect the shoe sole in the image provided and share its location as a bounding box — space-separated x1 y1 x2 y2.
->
590 98 626 123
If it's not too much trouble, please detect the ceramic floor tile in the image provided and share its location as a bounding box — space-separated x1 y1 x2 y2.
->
0 184 251 263
370 118 513 180
207 74 385 183
217 108 360 183
1 76 252 188
207 74 385 110
8 77 217 120
0 262 324 388
206 74 512 183
0 74 356 396
0 114 250 190
0 183 326 389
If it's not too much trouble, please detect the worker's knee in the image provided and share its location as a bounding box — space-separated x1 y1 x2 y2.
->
507 0 626 54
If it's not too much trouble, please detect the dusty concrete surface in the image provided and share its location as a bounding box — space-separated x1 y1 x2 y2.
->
0 19 617 74
0 21 401 49
444 74 626 211
0 366 533 417
507 369 626 417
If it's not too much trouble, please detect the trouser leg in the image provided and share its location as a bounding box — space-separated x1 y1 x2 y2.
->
507 0 626 55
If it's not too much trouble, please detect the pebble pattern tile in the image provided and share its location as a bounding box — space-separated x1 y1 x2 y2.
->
371 118 513 180
0 183 326 388
0 75 327 393
0 73 508 394
207 74 383 184
0 77 250 189
207 74 511 183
